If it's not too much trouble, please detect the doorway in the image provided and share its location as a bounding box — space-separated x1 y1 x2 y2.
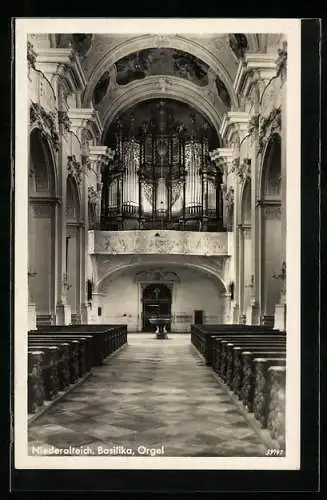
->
142 283 172 332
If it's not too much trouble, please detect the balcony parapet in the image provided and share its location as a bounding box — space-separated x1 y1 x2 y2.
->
89 230 228 256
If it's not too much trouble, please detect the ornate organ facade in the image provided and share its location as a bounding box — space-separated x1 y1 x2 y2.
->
100 100 224 231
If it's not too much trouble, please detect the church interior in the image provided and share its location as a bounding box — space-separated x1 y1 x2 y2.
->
27 32 288 457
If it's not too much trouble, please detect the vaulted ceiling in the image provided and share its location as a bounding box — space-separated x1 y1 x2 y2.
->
50 33 282 142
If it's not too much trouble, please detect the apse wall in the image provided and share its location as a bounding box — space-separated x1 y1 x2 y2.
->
98 266 225 331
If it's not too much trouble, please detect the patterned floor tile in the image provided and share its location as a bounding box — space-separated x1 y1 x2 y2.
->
29 334 269 457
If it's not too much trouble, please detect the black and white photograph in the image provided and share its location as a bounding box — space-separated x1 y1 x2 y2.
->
14 19 301 470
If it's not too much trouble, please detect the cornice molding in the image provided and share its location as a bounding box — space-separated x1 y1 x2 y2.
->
35 48 87 93
68 108 103 141
219 111 250 142
234 53 277 98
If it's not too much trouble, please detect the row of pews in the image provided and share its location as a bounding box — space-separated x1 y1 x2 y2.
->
191 324 286 449
28 324 127 415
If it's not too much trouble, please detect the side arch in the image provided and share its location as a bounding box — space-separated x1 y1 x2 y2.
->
28 128 58 325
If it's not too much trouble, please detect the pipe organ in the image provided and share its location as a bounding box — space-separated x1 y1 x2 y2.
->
101 101 224 231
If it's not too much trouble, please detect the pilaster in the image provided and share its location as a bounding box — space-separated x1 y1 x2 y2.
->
221 292 232 324
56 303 72 325
28 304 37 331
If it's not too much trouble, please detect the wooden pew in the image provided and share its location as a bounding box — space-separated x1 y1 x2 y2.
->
240 350 286 410
28 334 93 413
34 328 106 366
213 335 286 380
28 350 45 413
53 324 128 354
266 365 286 448
212 333 284 373
36 325 127 364
29 334 83 381
229 345 286 396
253 358 287 427
28 339 71 390
207 329 284 367
27 345 60 400
191 324 284 366
29 334 93 378
27 324 128 415
227 343 285 388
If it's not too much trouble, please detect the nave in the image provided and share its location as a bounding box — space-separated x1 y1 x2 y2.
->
29 334 276 458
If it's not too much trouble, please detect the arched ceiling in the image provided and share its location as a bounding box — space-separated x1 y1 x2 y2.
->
104 98 220 150
97 260 227 293
52 32 273 141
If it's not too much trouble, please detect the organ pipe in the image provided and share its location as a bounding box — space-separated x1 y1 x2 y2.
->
100 107 224 231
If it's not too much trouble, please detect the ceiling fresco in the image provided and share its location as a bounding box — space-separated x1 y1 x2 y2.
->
115 48 209 86
104 98 220 150
91 50 232 110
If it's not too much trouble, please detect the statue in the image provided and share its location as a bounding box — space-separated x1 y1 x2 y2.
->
224 187 234 230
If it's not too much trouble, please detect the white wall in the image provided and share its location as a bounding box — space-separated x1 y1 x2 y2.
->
100 274 139 330
173 269 224 331
98 267 225 332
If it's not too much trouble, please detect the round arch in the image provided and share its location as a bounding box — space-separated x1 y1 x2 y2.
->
28 128 58 325
66 174 81 222
100 75 224 142
65 174 82 322
96 261 228 294
82 34 239 110
238 176 251 224
239 177 252 321
29 126 58 197
95 260 228 331
259 133 283 325
258 133 282 200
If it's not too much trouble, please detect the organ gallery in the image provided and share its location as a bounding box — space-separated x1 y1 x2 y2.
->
100 99 224 232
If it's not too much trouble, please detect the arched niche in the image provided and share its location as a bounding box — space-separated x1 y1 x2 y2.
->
239 178 252 320
262 134 282 199
65 174 81 323
28 128 57 325
260 133 283 324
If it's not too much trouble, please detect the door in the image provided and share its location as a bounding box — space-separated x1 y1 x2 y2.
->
142 283 172 332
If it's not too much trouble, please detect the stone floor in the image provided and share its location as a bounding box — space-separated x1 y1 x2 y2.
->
28 334 269 457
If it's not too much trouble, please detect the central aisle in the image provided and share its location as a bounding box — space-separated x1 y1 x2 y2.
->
29 334 269 457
